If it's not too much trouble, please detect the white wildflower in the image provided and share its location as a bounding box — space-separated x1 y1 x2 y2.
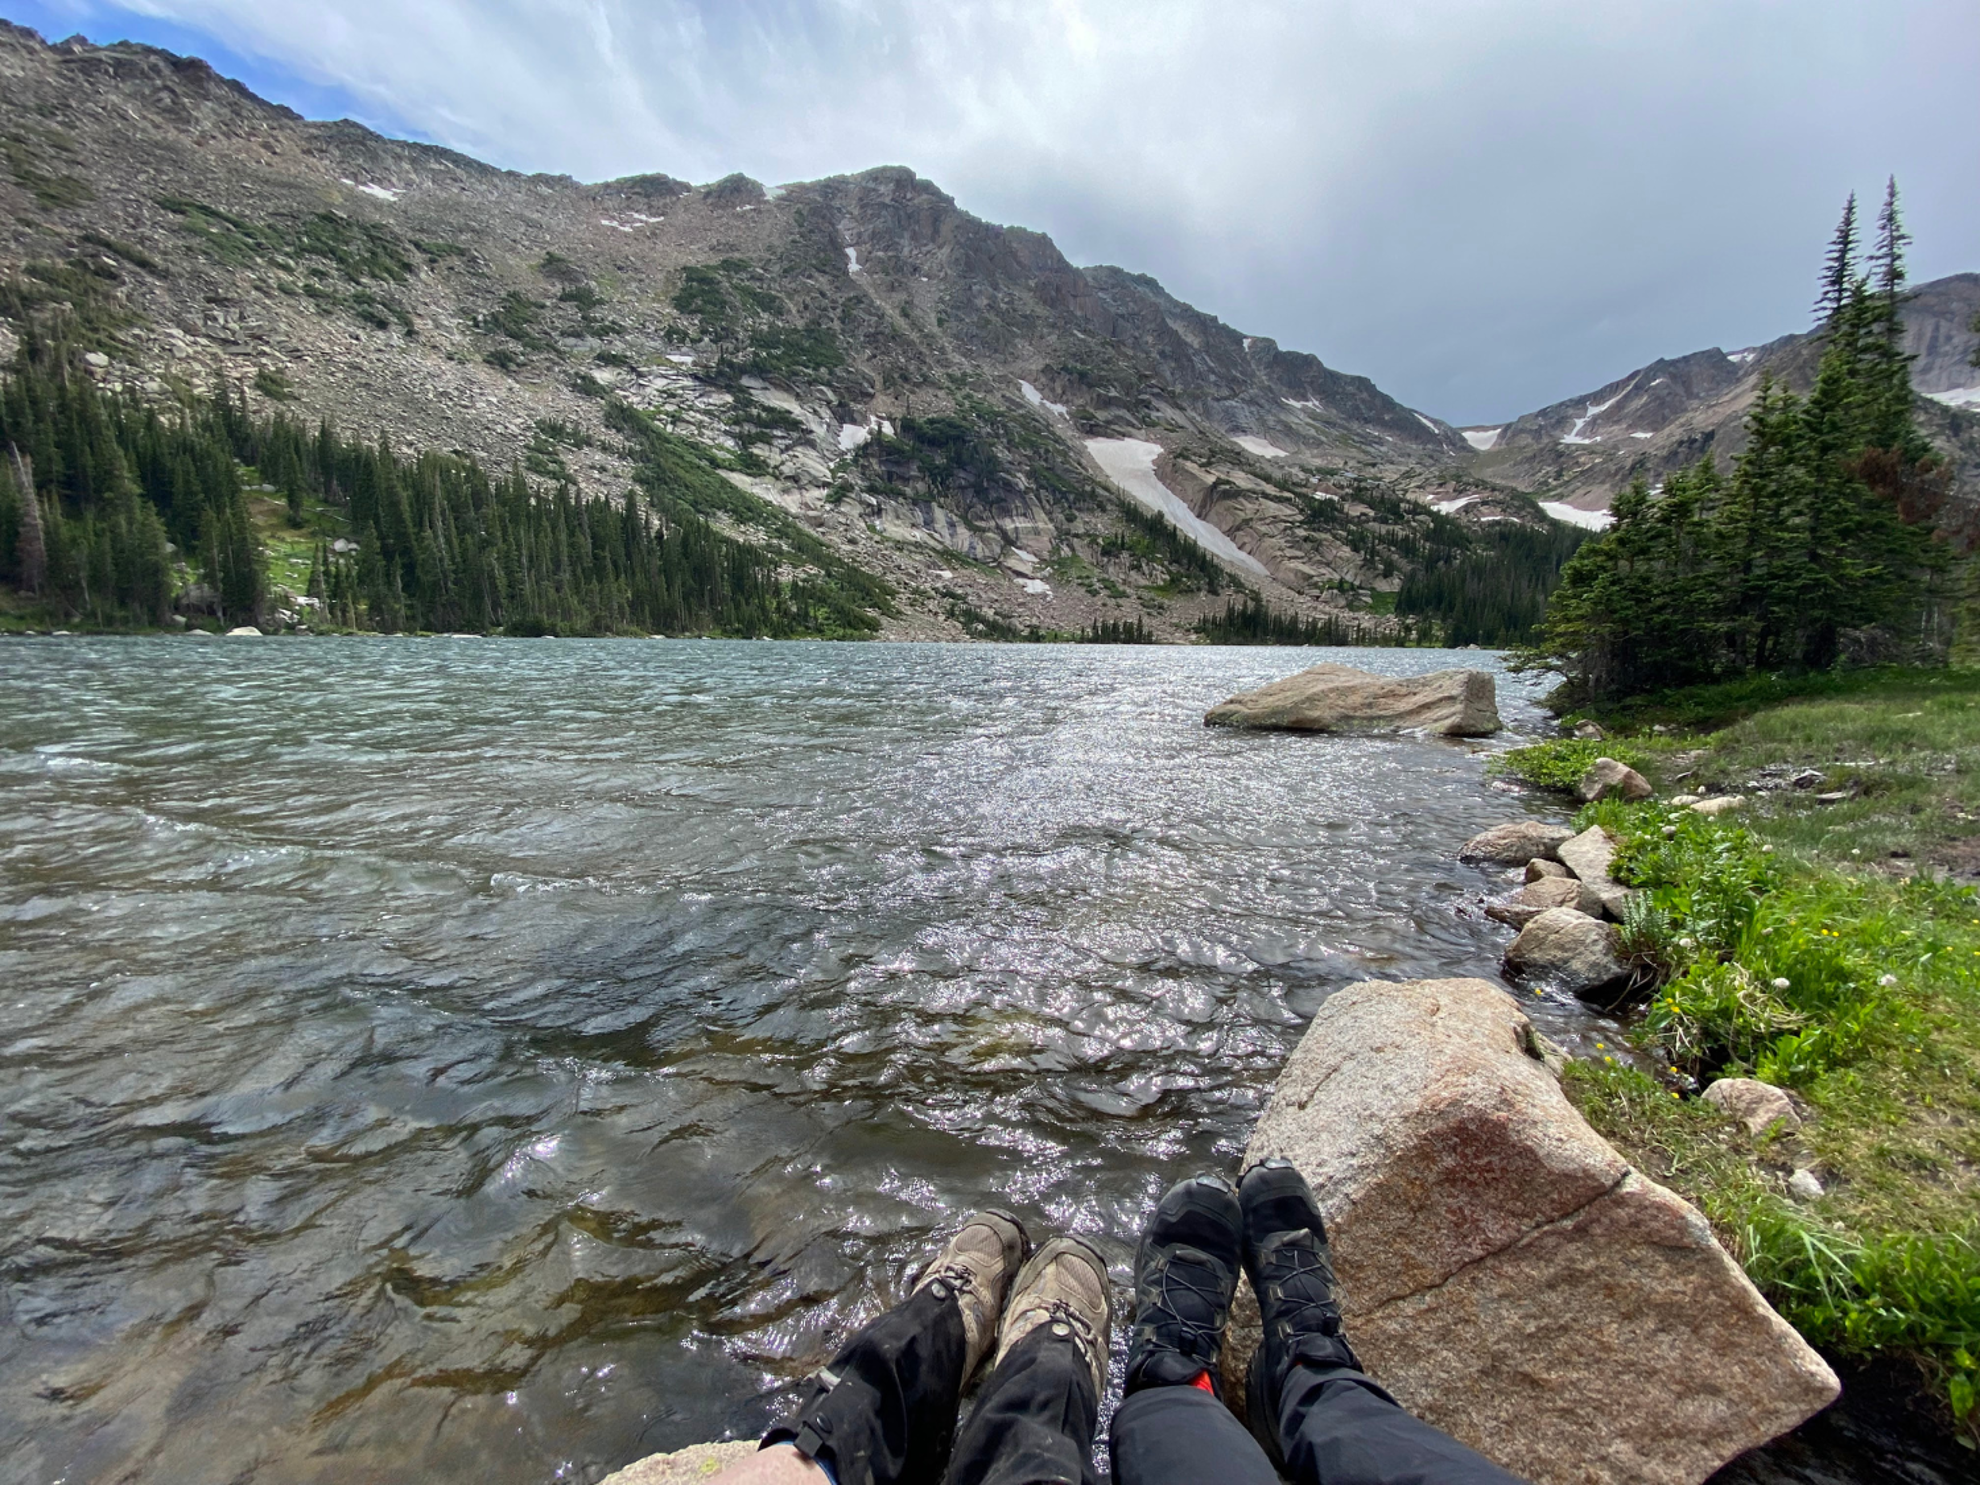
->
1771 977 1791 991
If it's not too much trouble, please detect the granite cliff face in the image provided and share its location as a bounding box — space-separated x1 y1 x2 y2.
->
0 20 1536 639
1467 273 1980 522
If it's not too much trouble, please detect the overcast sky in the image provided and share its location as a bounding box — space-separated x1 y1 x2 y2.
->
10 0 1978 424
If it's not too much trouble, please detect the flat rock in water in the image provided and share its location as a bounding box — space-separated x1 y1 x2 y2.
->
1458 821 1572 865
1504 906 1632 1001
224 625 263 637
1485 875 1601 928
600 1441 756 1485
1204 664 1500 736
1222 977 1840 1485
1524 858 1569 883
1555 824 1619 886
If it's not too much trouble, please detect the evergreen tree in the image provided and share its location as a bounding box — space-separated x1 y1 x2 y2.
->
1815 192 1860 326
1529 185 1948 699
6 446 45 594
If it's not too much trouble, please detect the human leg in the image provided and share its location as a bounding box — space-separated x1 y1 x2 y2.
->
947 1235 1113 1485
1108 1175 1280 1485
756 1210 1028 1485
1239 1160 1528 1485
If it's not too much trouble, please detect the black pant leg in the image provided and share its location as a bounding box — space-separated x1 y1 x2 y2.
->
764 1286 968 1485
1277 1363 1528 1485
1110 1385 1280 1485
946 1328 1102 1485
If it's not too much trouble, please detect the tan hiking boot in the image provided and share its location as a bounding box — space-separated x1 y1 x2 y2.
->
912 1209 1030 1378
993 1235 1113 1397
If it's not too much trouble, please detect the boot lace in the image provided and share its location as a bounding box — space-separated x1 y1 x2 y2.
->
1262 1235 1342 1339
1140 1250 1229 1363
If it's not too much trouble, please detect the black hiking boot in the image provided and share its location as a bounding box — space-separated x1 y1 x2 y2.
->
1239 1158 1364 1464
1123 1172 1243 1397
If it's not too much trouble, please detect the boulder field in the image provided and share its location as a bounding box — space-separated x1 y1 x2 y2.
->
1222 978 1840 1485
1204 664 1502 736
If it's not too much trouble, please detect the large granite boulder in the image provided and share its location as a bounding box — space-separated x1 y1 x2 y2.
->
1504 906 1633 1001
1224 978 1839 1485
1205 664 1501 736
1459 821 1573 865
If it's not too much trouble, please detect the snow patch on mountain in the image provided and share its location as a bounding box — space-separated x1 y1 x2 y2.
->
1414 413 1441 434
1561 386 1632 445
1233 434 1288 459
1928 385 1980 412
845 247 861 273
1020 380 1068 418
1541 501 1614 531
1461 427 1502 452
838 423 870 452
1084 438 1269 576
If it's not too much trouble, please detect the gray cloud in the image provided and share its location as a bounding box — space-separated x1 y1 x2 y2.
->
22 0 1980 422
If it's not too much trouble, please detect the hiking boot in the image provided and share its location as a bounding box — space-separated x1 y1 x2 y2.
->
1239 1158 1362 1459
1124 1173 1243 1396
912 1209 1030 1380
994 1235 1113 1399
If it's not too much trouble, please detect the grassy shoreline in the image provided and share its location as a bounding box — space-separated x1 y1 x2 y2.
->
1495 668 1980 1445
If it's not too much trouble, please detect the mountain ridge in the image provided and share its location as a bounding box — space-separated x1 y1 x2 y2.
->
1468 271 1980 520
5 18 1550 640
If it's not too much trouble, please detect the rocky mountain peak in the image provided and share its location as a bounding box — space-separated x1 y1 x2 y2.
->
2 20 1551 642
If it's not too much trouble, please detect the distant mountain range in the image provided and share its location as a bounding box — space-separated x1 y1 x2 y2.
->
1 20 1547 641
1464 273 1980 516
2 19 1973 640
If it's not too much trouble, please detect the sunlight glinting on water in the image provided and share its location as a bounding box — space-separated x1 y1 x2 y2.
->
0 638 1603 1485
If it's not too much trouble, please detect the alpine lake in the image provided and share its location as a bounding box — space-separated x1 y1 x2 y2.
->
0 638 1616 1484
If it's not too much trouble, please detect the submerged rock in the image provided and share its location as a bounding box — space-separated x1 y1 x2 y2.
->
1204 664 1500 736
1504 906 1633 1001
1577 756 1653 803
1223 977 1840 1485
1458 821 1572 865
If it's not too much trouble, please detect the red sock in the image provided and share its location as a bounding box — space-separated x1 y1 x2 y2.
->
1188 1370 1216 1394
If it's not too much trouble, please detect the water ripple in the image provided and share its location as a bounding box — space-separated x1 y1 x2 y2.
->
0 638 1610 1485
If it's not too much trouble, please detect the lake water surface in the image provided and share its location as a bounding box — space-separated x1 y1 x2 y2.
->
0 639 1604 1484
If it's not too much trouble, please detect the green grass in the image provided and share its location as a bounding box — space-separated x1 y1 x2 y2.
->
1488 736 1649 793
1587 668 1980 871
1555 668 1980 1439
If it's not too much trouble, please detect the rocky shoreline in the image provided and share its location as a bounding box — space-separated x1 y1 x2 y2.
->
601 672 1854 1485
